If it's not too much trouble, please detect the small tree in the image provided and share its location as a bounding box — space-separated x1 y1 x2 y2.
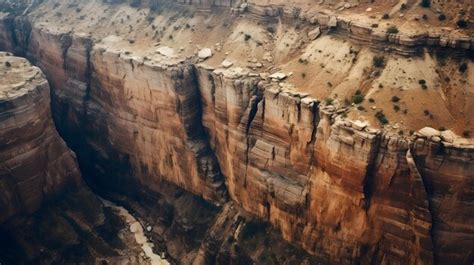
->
373 56 385 68
420 0 430 8
457 19 468 28
387 26 399 34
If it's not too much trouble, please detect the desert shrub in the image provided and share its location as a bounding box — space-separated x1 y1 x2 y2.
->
325 98 334 105
400 4 407 10
463 130 471 137
457 19 468 28
387 26 399 34
266 27 275 34
422 14 428 20
301 72 306 78
438 14 446 21
424 110 430 116
244 34 251 41
5 61 11 67
368 98 375 103
393 105 400 111
420 0 430 8
352 93 364 104
373 56 385 68
382 13 389 19
459 62 468 73
391 96 400 103
375 111 389 125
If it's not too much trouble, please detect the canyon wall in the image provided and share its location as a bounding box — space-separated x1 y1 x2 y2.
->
0 4 473 264
0 51 82 223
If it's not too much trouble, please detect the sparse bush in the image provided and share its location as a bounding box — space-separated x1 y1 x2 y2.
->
56 12 62 17
387 26 399 34
422 14 428 20
459 62 468 73
368 98 375 103
438 14 446 21
352 94 364 104
400 4 407 10
375 111 389 125
325 98 334 105
420 0 430 8
266 27 275 34
424 109 430 116
439 127 446 131
418 79 426 85
244 34 251 41
463 130 471 137
5 61 11 67
382 13 390 19
393 105 400 111
75 8 81 13
373 56 385 68
298 58 308 64
457 19 468 28
391 96 400 103
301 72 306 78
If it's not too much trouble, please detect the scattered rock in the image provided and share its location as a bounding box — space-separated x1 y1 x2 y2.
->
440 130 456 143
221 59 233 68
328 16 338 28
366 7 372 12
352 120 368 130
269 72 287 80
156 46 174 57
146 226 152 232
418 127 440 138
198 48 212 60
308 27 321 40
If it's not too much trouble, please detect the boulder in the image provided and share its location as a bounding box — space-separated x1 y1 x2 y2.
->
269 72 287 80
156 46 174 57
418 127 440 138
221 59 233 68
198 48 212 60
308 27 321 40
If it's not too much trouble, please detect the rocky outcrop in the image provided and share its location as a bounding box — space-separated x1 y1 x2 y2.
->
0 4 473 265
0 52 82 223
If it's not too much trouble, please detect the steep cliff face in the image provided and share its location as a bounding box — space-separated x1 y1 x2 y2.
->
0 51 81 222
0 0 473 264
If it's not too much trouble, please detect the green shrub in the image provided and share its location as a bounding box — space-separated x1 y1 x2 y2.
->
420 0 430 8
457 19 468 28
459 63 468 73
373 56 385 68
352 94 364 104
387 26 399 34
375 111 389 125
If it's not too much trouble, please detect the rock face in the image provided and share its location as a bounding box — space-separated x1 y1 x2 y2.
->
0 2 473 265
0 52 82 222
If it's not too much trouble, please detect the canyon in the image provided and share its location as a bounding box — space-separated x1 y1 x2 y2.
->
0 0 473 264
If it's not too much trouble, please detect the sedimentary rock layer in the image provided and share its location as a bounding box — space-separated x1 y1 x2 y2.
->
0 51 82 222
0 5 473 265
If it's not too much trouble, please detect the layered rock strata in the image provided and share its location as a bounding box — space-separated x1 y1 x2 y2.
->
0 4 473 265
0 51 81 222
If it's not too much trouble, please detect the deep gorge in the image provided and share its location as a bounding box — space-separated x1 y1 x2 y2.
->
0 0 473 264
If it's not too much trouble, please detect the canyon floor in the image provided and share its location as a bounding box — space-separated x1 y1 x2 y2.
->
0 0 473 264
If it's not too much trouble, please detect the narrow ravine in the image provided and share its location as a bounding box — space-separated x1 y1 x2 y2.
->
100 198 170 265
